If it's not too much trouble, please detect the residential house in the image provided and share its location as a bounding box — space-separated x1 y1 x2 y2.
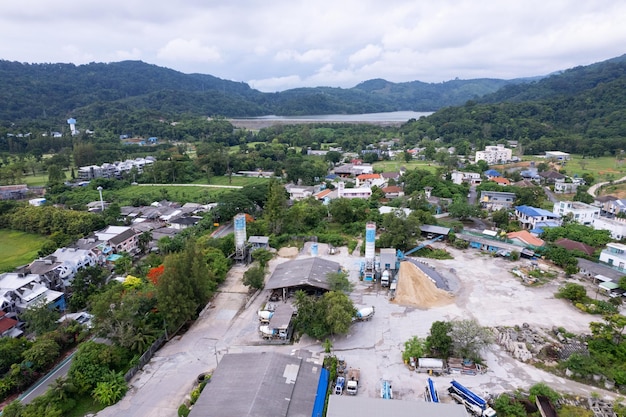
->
77 157 155 180
27 247 98 289
538 170 566 184
599 243 626 273
507 230 545 248
480 191 516 211
380 172 402 182
592 195 618 215
306 149 328 156
604 198 626 217
169 216 203 230
544 151 570 161
483 169 502 180
520 168 541 182
450 171 481 185
285 184 316 200
0 273 65 315
381 186 404 199
95 226 141 254
554 238 595 257
593 217 626 240
475 144 513 164
337 182 371 199
356 173 384 188
515 205 562 232
0 311 21 338
554 181 578 194
553 201 599 225
313 188 336 204
490 177 511 186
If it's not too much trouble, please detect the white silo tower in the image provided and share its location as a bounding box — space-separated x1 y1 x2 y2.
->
363 222 376 282
67 118 77 135
234 213 247 262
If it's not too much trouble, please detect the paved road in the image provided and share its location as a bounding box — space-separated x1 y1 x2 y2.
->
544 186 559 203
19 350 76 404
587 175 626 197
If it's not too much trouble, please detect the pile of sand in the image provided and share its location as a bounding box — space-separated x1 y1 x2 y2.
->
393 262 454 309
277 247 298 258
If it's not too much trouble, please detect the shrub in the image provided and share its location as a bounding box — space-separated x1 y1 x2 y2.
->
178 404 190 417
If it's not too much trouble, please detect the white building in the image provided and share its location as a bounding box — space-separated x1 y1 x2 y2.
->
28 247 98 289
0 273 65 315
599 243 626 273
593 217 626 240
337 182 372 199
78 157 155 180
552 201 600 225
544 151 571 161
475 144 513 164
450 171 482 185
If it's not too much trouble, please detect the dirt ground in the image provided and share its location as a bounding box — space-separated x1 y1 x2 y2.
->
393 262 454 308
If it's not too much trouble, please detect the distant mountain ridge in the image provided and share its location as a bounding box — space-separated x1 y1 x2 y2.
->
0 59 529 122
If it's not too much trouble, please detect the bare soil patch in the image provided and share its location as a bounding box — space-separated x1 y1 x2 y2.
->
277 246 299 258
392 262 454 308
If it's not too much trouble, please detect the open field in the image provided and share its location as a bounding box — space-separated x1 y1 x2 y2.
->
599 182 626 198
374 159 439 173
21 173 48 186
191 176 270 186
0 229 47 272
563 155 626 182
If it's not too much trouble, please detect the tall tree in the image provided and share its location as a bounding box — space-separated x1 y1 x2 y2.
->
265 180 287 234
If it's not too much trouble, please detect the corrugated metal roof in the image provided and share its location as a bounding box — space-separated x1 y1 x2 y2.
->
327 396 468 417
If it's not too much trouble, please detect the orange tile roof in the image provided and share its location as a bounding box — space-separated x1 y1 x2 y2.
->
492 177 511 185
314 189 332 199
356 173 380 180
507 230 545 247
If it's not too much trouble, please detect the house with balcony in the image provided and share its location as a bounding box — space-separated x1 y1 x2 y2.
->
604 198 626 217
554 181 578 194
483 169 502 180
514 205 561 233
592 195 618 215
285 184 316 200
599 243 626 273
480 191 516 211
553 201 600 226
27 247 98 290
381 185 404 199
94 226 141 254
0 273 65 316
356 173 384 188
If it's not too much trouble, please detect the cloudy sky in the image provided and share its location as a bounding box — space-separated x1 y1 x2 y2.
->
1 1 625 92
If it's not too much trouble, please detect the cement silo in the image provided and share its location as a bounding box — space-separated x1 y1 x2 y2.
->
234 213 247 262
363 222 376 282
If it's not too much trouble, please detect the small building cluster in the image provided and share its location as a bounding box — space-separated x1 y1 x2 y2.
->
77 157 155 180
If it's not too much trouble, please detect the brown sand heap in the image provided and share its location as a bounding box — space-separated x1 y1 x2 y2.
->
393 262 454 308
278 247 299 258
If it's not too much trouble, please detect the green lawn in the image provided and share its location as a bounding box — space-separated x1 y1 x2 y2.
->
0 229 48 272
373 160 439 173
562 155 626 182
191 176 270 186
21 173 48 186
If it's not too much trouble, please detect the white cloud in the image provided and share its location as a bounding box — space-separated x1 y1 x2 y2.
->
349 45 382 65
157 39 221 63
1 0 626 91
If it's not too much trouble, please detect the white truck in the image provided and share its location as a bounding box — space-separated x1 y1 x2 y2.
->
345 368 360 395
353 306 375 322
448 380 497 417
381 269 391 287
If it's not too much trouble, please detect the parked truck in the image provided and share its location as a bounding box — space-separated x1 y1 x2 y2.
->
353 306 375 322
334 376 345 395
448 380 497 417
257 310 274 324
425 378 439 402
381 269 391 287
345 368 360 395
381 380 393 399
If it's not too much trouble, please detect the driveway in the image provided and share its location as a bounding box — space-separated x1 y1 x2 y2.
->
96 244 618 416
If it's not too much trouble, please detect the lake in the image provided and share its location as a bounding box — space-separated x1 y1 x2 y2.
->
229 111 433 129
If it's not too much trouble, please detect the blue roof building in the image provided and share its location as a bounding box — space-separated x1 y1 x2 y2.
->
484 169 502 178
514 205 561 232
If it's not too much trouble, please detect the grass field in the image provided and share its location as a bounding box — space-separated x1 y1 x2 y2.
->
561 155 626 182
191 176 270 186
373 160 439 173
21 173 48 186
0 229 48 272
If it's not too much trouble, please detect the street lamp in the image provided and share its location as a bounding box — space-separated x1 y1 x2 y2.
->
97 186 104 211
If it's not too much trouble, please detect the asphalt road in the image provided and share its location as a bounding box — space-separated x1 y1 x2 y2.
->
19 350 76 405
587 175 626 197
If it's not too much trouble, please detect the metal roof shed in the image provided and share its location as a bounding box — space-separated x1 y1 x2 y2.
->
265 257 341 291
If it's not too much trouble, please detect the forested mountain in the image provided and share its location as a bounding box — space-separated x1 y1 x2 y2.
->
400 55 626 156
0 60 525 123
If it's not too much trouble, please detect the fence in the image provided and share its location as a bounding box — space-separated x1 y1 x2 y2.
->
124 334 167 382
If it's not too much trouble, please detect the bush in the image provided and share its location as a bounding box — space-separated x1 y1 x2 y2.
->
243 266 265 290
178 404 190 417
